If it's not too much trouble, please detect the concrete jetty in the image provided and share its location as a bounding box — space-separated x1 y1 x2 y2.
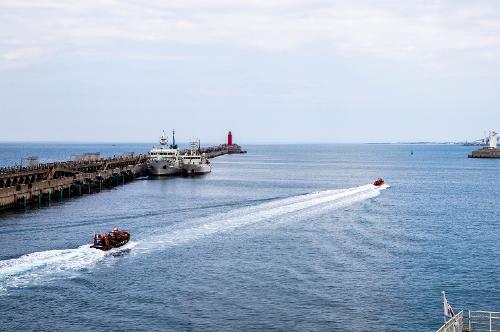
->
468 148 500 158
469 130 499 158
0 144 245 213
195 144 246 157
0 155 148 212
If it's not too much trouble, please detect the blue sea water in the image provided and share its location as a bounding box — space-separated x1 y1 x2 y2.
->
0 143 498 331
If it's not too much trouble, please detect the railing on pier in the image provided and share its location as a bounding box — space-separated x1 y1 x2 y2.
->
467 311 500 332
0 154 148 177
437 311 463 332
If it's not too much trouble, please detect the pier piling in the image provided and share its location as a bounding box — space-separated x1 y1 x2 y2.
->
1 143 245 214
0 154 148 212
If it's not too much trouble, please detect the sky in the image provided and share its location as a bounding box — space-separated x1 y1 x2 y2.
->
1 0 499 144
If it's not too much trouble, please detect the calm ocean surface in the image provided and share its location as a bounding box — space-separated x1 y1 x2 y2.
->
0 143 498 331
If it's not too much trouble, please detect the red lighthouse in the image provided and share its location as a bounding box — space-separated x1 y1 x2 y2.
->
227 131 233 145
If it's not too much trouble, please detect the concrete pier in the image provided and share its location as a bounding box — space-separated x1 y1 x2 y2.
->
0 144 245 213
195 144 246 158
0 155 149 212
468 148 500 158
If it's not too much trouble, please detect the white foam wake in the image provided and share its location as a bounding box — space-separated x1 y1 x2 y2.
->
139 184 388 251
0 241 137 293
0 184 387 293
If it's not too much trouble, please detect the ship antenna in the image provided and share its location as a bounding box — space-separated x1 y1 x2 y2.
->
171 129 177 149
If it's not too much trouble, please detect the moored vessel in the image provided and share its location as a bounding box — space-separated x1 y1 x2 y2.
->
147 130 181 176
180 139 212 175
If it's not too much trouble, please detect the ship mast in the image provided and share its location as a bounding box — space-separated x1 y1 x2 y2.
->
170 129 178 149
190 138 198 154
159 130 168 146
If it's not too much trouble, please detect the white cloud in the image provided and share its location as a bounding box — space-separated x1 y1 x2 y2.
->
1 0 500 70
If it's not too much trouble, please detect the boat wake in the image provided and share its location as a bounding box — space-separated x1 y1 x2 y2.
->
140 184 388 251
0 184 387 293
0 241 137 293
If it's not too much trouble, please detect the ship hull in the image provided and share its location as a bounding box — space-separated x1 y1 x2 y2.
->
148 160 181 176
182 163 211 176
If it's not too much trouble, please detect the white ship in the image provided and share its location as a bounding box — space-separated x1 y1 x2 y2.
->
180 139 212 175
147 130 181 176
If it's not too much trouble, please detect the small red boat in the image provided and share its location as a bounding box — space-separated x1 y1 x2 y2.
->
373 178 385 187
91 228 130 251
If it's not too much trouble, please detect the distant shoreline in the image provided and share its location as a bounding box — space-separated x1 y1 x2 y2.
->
365 142 464 145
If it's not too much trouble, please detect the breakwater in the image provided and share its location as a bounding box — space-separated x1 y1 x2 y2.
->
468 148 500 158
0 155 148 212
195 144 246 157
0 144 245 212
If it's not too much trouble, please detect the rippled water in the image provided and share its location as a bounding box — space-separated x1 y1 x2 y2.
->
0 144 498 331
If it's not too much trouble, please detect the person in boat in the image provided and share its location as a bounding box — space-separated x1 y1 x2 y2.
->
91 228 130 250
111 228 125 239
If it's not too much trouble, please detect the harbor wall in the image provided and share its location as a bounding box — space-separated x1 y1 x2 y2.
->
468 148 500 158
0 144 245 213
0 155 148 212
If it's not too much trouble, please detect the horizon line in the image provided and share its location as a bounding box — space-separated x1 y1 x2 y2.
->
0 140 469 145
